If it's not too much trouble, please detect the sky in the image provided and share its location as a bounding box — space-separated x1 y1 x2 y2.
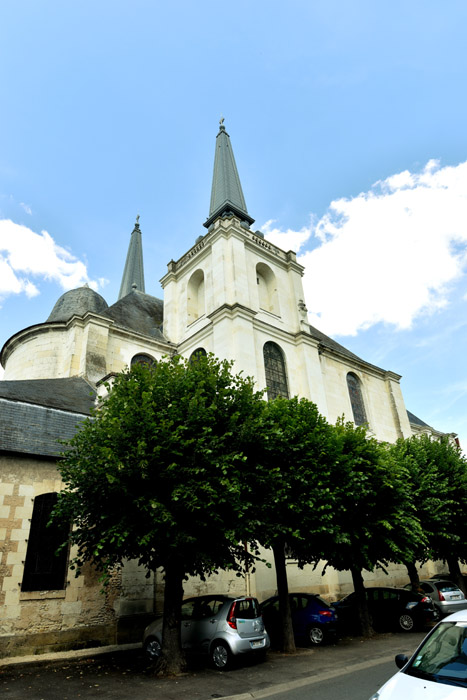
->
1 1 467 446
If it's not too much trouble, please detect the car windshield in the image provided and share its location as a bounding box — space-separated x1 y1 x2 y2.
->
406 621 467 688
436 582 460 593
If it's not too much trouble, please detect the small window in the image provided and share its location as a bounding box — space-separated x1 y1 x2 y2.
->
346 372 367 426
131 353 155 367
21 493 69 592
263 342 289 400
189 347 207 363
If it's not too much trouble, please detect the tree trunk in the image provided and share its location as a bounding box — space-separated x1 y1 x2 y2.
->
272 540 296 653
446 555 467 595
405 560 421 592
158 561 185 675
350 565 373 637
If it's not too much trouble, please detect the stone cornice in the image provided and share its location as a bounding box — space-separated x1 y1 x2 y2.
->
160 215 303 284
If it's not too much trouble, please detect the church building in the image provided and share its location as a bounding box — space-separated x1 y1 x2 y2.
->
0 122 447 657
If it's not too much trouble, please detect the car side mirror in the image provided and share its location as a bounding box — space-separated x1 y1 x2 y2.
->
395 653 408 669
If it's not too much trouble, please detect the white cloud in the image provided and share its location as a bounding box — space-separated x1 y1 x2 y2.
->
0 219 98 302
19 202 32 215
260 219 312 253
264 160 467 336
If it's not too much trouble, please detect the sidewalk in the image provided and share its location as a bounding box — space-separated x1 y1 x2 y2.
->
0 632 426 700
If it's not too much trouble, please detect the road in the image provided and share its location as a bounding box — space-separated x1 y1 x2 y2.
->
252 658 396 700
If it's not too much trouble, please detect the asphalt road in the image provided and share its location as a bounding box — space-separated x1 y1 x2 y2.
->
246 658 396 700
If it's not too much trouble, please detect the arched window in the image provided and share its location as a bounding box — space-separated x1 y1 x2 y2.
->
346 372 367 426
256 263 280 315
21 493 69 592
131 353 156 367
189 347 207 364
187 269 205 324
263 341 289 400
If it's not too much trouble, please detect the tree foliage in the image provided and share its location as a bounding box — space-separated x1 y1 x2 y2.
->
248 397 336 651
388 434 467 592
53 354 264 673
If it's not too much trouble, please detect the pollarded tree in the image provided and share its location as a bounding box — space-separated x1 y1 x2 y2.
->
52 354 265 674
249 397 337 652
390 434 467 593
317 420 424 636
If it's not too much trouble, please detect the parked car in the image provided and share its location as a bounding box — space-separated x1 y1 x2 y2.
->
260 592 338 646
142 594 269 670
332 586 437 633
368 609 467 699
404 579 467 619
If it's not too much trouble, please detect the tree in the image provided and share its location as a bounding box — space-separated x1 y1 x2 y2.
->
317 420 423 636
249 397 336 652
52 354 264 674
390 434 467 593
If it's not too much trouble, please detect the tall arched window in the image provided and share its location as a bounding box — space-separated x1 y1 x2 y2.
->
263 341 289 400
256 263 280 315
21 493 69 592
346 372 367 426
187 269 205 324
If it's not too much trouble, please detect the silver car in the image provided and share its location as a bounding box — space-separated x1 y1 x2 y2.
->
143 594 270 670
406 579 467 618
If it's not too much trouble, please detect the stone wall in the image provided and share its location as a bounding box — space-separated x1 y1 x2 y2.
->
0 455 123 657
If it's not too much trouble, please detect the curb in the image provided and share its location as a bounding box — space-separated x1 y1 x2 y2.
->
0 642 141 669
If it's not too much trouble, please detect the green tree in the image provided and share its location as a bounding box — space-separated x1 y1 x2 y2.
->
390 434 467 593
250 397 336 652
52 355 264 674
319 420 423 636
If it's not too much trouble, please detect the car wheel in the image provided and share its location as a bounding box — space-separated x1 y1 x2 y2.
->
308 625 325 645
398 613 415 632
211 640 232 670
144 636 162 660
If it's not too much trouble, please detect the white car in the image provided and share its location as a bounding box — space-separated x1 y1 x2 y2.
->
369 610 467 699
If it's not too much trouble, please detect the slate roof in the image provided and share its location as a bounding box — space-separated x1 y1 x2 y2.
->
118 219 146 299
0 377 95 457
407 410 430 428
307 323 382 369
204 122 254 229
47 286 108 323
102 289 166 340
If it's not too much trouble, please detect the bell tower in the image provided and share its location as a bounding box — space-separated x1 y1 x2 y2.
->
161 121 315 394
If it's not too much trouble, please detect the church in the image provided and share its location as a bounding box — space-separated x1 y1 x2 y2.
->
0 122 448 657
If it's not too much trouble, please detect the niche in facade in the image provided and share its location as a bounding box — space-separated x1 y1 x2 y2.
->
256 263 280 315
187 269 205 324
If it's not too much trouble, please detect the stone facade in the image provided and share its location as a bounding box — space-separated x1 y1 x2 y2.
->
0 123 453 657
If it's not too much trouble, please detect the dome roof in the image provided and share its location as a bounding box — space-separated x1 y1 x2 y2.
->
47 286 108 323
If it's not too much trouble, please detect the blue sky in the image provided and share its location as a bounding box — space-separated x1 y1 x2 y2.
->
1 1 467 446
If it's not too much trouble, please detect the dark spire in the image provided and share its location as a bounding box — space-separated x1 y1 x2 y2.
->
118 216 145 299
204 119 255 229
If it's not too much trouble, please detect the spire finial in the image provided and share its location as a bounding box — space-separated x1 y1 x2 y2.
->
136 214 140 224
219 115 225 131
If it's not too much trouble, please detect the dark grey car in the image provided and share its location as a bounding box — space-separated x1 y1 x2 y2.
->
143 594 270 670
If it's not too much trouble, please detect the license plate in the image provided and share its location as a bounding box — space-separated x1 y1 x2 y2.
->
452 595 461 599
251 640 263 648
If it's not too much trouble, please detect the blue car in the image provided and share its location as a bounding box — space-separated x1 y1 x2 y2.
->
260 592 338 646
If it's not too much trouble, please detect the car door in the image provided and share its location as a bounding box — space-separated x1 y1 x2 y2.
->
188 597 226 654
180 598 197 650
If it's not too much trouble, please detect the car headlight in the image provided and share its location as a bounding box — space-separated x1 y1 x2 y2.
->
368 694 379 700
